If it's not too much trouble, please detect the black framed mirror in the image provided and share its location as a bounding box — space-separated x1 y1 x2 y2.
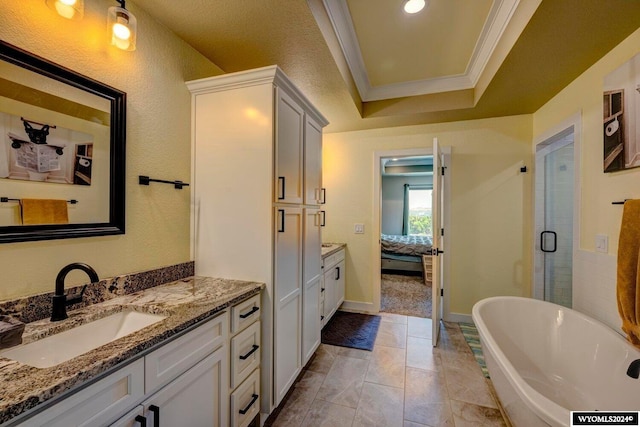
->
0 41 125 243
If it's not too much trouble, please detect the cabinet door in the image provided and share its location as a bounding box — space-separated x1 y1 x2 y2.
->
142 347 229 427
323 268 336 324
302 208 321 364
302 275 321 364
273 206 303 405
275 88 304 204
335 260 345 309
304 115 323 205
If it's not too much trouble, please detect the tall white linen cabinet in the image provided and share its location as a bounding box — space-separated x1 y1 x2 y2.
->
187 66 328 420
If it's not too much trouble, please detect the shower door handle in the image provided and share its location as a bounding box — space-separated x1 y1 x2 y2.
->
540 231 557 253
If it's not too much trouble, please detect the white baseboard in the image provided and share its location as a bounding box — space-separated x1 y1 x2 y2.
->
339 300 375 314
444 312 472 324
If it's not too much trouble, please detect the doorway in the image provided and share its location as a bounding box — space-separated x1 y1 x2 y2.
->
373 142 448 346
379 157 434 318
534 124 578 307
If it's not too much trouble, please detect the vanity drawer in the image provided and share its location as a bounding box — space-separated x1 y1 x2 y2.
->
231 294 261 334
145 311 228 393
230 368 260 427
230 320 261 388
19 358 144 427
322 253 336 269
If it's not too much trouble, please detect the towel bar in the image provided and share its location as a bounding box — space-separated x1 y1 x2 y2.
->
1 197 78 204
138 175 190 189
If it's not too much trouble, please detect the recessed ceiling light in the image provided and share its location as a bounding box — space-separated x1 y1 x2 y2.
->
404 0 426 14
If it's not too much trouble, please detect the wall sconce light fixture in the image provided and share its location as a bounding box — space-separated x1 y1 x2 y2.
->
107 0 137 51
45 0 84 20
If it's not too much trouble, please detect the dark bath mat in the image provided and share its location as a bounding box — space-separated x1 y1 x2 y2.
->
321 310 381 351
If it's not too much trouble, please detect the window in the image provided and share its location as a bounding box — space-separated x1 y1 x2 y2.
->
404 186 432 236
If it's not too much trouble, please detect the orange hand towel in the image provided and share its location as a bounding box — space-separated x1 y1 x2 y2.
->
617 199 640 348
20 199 68 225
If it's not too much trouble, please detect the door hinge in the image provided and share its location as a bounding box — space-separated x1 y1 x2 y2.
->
440 289 444 297
440 228 444 236
441 166 445 176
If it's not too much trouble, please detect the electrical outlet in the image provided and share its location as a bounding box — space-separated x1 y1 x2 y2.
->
595 234 608 253
354 223 364 234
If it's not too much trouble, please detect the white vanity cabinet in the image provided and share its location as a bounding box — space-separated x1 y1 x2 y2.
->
229 293 261 427
12 291 264 427
322 248 345 327
187 65 327 414
16 313 229 427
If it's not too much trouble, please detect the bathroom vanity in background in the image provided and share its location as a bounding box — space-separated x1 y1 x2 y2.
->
320 244 346 328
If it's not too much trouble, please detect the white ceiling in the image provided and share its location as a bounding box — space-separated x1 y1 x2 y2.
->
132 0 640 133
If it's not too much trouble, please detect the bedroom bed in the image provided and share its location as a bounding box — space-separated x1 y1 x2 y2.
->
381 234 433 278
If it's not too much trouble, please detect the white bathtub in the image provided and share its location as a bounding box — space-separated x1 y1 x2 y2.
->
472 296 640 427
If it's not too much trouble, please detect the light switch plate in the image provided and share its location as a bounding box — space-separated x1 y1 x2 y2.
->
354 223 364 234
595 234 608 253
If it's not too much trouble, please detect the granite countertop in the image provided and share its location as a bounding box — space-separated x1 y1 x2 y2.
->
0 276 264 424
321 243 346 258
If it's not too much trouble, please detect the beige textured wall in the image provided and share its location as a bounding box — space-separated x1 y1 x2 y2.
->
323 115 533 316
0 1 222 299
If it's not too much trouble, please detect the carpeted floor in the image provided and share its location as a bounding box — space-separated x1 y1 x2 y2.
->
380 273 432 318
459 322 489 378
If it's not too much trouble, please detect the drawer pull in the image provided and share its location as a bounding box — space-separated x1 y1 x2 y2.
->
149 404 160 427
239 344 260 360
135 415 147 427
239 306 259 319
239 393 259 415
278 176 285 200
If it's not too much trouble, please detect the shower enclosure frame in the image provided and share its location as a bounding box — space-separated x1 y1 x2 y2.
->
533 114 582 307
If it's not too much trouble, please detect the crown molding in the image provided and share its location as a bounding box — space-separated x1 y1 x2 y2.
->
322 0 527 102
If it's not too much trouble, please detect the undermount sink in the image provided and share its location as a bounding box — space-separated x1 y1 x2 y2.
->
0 310 166 368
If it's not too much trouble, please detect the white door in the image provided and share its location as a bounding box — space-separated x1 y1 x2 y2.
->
273 206 303 405
431 138 444 346
302 208 322 365
304 116 323 205
275 89 304 204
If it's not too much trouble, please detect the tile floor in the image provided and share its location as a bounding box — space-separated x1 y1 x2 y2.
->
267 314 508 427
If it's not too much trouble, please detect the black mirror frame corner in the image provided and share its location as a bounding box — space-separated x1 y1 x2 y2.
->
0 40 126 243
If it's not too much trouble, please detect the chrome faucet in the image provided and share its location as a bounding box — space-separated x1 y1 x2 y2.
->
51 263 99 322
627 359 640 379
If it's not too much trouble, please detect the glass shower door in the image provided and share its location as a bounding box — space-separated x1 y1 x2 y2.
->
539 139 574 307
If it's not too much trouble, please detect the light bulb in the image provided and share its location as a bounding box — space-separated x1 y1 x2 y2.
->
404 0 426 14
113 22 131 41
46 0 83 20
